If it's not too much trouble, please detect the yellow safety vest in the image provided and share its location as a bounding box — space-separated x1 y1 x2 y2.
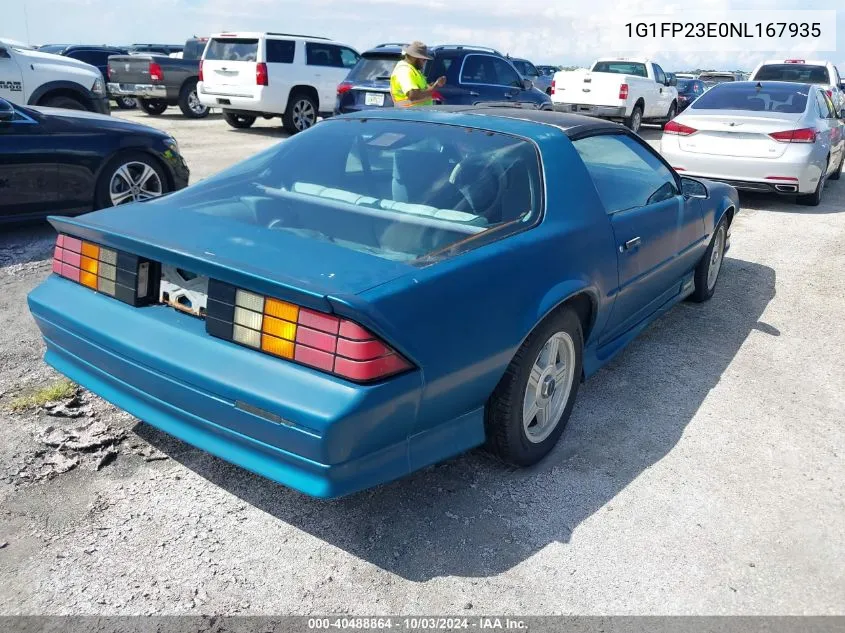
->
390 60 432 108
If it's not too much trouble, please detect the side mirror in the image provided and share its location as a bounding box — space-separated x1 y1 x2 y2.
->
669 76 678 87
0 98 15 122
522 78 533 91
680 176 708 199
0 47 10 59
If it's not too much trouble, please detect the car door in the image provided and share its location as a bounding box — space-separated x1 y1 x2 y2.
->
0 45 24 106
651 63 670 117
572 131 707 343
0 103 59 220
486 56 535 106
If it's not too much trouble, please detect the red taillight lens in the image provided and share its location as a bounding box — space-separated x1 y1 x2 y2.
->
825 89 833 98
107 64 112 80
769 128 817 143
664 120 697 136
337 81 352 95
256 62 268 86
784 59 805 64
431 90 443 103
619 83 629 100
198 60 204 82
52 234 156 306
551 79 556 95
149 62 163 82
205 281 412 383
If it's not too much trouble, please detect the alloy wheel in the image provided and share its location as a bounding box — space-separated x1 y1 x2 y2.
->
707 226 725 290
522 331 576 443
292 99 316 131
109 161 163 206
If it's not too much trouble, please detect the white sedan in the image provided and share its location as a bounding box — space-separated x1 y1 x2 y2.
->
661 81 845 206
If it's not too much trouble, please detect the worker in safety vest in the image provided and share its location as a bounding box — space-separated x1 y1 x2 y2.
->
390 41 446 108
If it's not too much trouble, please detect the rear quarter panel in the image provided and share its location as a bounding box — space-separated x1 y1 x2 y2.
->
345 129 619 438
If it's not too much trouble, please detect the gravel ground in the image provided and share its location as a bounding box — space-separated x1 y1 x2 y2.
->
0 109 843 615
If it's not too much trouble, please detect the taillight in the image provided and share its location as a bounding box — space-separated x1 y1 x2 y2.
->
784 59 805 64
431 90 443 103
107 64 112 80
664 120 697 136
336 81 352 95
256 62 268 86
149 62 163 82
825 89 832 98
769 128 817 143
619 83 629 100
52 234 156 306
551 79 555 95
198 60 204 82
205 280 412 383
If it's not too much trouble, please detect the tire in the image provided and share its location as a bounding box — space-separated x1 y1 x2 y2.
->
138 98 168 116
177 80 209 118
797 160 828 206
660 102 677 129
41 95 86 111
624 104 643 133
282 91 318 134
94 151 169 209
223 112 257 129
115 97 137 110
485 308 583 466
690 217 728 303
828 151 843 181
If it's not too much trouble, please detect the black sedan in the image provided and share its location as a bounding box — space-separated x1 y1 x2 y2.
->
0 98 189 224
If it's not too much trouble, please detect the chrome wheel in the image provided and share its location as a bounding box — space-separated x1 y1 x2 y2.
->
109 161 163 206
292 99 316 131
707 226 725 290
522 331 576 444
188 90 207 115
630 109 642 133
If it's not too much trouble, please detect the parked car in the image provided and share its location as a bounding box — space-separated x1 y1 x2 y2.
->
698 72 739 90
129 43 184 56
536 65 561 77
676 78 706 111
28 106 736 498
107 37 209 118
509 57 552 94
674 72 697 79
0 37 108 113
335 44 552 115
551 57 678 132
37 44 137 109
197 32 359 134
0 98 188 224
661 81 844 206
750 59 844 116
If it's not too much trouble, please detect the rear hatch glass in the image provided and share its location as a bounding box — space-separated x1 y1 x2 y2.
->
347 54 400 84
754 64 830 84
205 38 259 62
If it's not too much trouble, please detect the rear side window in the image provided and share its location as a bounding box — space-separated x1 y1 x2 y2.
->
592 62 647 77
266 39 295 64
460 55 521 87
754 64 830 84
346 55 400 82
690 83 809 113
306 43 356 68
815 91 834 118
205 38 258 62
574 134 678 213
424 55 455 82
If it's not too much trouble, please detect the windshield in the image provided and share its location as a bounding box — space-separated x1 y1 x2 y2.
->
167 119 544 262
37 45 66 54
690 83 809 113
592 61 647 77
754 64 830 85
205 38 258 62
347 55 400 82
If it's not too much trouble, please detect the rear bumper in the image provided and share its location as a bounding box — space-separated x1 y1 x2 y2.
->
108 82 168 100
27 276 482 497
197 83 273 113
553 103 626 118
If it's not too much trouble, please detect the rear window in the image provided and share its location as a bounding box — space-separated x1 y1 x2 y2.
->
690 83 809 113
266 39 295 64
205 38 258 62
347 54 400 82
592 62 647 77
753 64 830 84
171 120 544 263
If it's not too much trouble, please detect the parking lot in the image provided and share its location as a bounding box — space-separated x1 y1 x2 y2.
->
0 109 843 615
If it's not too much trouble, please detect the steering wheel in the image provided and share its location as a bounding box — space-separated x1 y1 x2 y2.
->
448 156 507 221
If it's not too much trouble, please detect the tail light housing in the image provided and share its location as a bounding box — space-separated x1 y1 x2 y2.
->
205 280 412 383
769 128 817 143
551 80 555 95
431 90 443 103
107 64 112 80
619 83 629 100
664 120 697 136
149 62 163 82
198 60 204 82
256 62 268 86
336 81 352 95
784 59 805 64
825 89 833 98
52 234 157 306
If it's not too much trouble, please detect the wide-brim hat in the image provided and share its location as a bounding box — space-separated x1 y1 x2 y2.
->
404 41 433 60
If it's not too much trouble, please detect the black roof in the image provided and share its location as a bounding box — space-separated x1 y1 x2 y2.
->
434 105 625 137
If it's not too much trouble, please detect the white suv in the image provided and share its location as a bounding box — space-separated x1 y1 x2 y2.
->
197 32 360 134
750 59 844 116
0 38 108 113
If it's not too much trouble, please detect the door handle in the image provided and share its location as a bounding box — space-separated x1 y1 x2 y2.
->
469 90 480 96
621 237 641 252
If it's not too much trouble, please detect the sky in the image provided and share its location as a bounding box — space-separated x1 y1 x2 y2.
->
3 0 843 71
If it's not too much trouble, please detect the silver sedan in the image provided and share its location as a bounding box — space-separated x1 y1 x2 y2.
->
660 81 845 206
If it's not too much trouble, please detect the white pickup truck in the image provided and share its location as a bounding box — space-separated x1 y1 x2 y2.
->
0 38 109 113
551 57 678 133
